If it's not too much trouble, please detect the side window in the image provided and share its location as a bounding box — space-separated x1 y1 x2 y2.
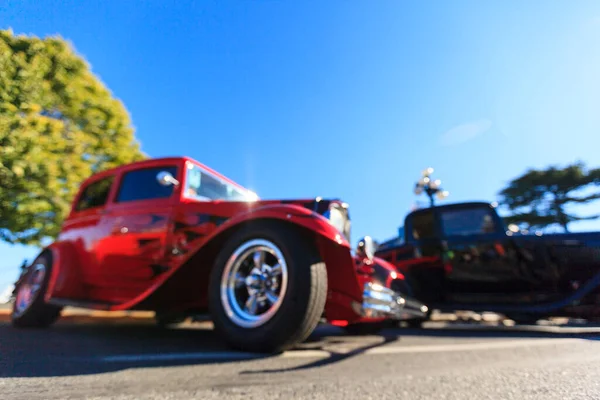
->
116 166 178 203
410 211 437 240
75 176 114 211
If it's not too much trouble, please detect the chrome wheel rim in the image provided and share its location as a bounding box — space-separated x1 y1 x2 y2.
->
14 263 46 317
220 239 288 328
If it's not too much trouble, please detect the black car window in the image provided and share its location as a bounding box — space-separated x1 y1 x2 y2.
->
116 166 178 203
411 211 436 240
440 207 497 236
75 176 114 211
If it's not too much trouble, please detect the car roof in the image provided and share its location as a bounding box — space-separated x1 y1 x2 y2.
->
79 157 183 185
407 201 493 217
79 156 246 191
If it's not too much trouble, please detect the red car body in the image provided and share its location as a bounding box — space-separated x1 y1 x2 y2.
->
13 157 426 351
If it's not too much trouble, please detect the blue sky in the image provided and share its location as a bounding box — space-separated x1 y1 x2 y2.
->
2 1 600 289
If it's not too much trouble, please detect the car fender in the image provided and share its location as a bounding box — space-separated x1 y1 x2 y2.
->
119 203 363 312
371 257 406 288
210 203 350 246
43 241 86 302
191 203 363 302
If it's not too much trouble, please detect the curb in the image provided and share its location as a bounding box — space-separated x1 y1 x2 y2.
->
0 306 504 326
0 308 156 324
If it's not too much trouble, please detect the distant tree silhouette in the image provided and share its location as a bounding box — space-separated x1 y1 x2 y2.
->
498 161 600 232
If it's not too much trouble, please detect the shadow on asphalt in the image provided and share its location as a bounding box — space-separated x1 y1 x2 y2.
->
1 321 600 378
402 321 600 340
0 322 254 378
240 333 401 374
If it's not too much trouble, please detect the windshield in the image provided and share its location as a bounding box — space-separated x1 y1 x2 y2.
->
183 163 257 202
440 207 498 236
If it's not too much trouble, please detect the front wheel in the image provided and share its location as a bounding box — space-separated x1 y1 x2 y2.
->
11 253 62 328
208 222 328 353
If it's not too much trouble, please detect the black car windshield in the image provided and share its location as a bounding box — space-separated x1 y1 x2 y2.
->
183 163 257 202
440 207 497 236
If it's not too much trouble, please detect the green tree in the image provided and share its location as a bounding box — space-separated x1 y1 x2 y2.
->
0 29 145 245
498 162 600 232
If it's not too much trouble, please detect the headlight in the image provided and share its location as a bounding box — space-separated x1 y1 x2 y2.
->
356 236 376 260
324 202 351 242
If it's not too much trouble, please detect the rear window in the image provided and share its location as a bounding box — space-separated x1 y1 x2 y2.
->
75 176 114 211
116 166 178 203
440 207 497 236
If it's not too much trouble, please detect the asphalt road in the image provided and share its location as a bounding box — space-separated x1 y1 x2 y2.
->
2 319 600 400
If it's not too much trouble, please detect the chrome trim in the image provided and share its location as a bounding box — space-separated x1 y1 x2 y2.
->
156 171 180 187
356 236 376 260
324 202 351 243
356 282 429 320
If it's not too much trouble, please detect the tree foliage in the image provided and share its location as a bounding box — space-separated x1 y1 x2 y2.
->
0 30 145 245
498 162 600 232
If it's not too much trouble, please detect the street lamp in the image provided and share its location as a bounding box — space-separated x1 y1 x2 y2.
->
414 167 449 207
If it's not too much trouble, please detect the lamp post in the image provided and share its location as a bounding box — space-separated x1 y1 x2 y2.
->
414 167 449 207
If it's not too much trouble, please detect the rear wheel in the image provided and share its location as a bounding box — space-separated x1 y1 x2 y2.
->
208 222 328 353
11 253 62 328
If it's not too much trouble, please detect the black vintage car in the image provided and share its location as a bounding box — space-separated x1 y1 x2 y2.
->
375 202 600 324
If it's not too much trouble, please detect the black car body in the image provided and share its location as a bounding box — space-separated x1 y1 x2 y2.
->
375 202 600 321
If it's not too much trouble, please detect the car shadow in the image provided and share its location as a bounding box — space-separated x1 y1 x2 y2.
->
237 320 600 374
239 333 401 374
400 320 600 340
0 321 257 378
2 320 599 378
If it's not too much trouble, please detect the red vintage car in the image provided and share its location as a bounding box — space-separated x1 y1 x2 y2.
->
11 157 427 352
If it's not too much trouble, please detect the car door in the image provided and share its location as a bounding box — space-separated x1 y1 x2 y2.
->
440 205 529 304
91 163 182 304
56 174 116 300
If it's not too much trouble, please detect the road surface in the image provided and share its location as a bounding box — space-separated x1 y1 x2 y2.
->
2 319 600 399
